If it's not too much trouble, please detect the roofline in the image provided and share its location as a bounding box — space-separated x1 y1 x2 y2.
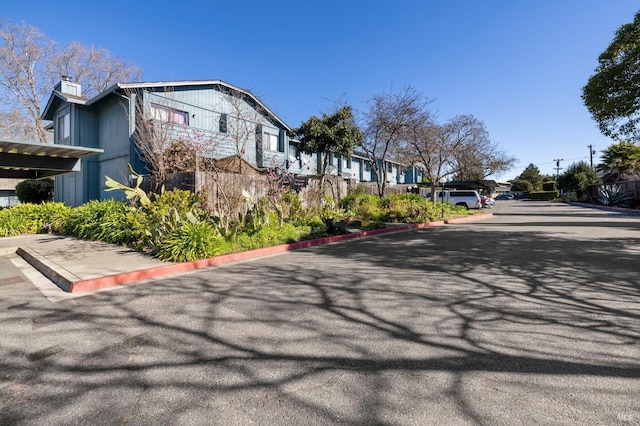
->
87 80 293 133
41 90 87 120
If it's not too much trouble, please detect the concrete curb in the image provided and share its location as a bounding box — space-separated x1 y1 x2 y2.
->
24 213 494 294
566 201 640 215
16 246 82 292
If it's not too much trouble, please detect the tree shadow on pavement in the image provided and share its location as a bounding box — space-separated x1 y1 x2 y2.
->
1 206 639 424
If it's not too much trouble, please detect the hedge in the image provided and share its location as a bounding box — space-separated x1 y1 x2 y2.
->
528 191 558 200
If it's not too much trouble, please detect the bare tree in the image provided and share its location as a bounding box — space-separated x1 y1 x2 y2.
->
220 87 265 174
48 41 142 98
0 19 141 142
400 122 452 202
398 114 515 201
124 87 217 191
0 20 53 142
446 115 516 182
0 108 39 141
361 86 432 197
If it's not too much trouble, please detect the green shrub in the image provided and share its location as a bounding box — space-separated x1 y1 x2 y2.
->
379 194 429 223
63 199 132 244
156 221 227 262
528 191 558 200
126 189 205 251
0 209 29 236
236 222 308 251
148 189 200 220
542 181 557 191
281 190 306 225
355 194 383 222
15 179 54 204
0 202 71 236
33 202 72 233
340 192 358 212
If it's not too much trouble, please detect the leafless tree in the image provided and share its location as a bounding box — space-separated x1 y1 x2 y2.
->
0 19 141 142
445 115 516 182
399 114 515 201
219 86 265 174
361 86 432 197
399 122 451 202
0 108 39 141
0 20 53 142
124 87 215 191
48 41 142 98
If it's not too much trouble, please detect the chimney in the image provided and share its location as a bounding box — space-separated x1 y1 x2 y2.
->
55 76 82 97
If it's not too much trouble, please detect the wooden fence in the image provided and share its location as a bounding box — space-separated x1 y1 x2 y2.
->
165 171 348 217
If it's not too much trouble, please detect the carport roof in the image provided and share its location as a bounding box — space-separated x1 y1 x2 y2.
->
0 139 103 179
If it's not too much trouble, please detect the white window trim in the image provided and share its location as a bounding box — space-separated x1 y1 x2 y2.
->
150 103 189 125
57 112 70 142
265 132 278 151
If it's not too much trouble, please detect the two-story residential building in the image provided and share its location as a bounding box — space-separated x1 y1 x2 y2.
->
42 78 419 206
42 79 298 206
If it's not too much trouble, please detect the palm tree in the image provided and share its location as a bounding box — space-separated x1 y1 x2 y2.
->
598 141 640 183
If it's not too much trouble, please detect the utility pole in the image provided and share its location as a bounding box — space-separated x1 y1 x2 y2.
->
554 158 564 182
588 145 595 170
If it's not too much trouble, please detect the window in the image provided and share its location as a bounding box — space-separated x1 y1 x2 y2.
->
346 157 352 169
265 133 278 151
219 114 228 133
450 191 475 197
387 162 393 172
150 103 189 125
57 112 70 142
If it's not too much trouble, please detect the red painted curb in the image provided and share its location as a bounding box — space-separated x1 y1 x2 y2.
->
68 213 493 293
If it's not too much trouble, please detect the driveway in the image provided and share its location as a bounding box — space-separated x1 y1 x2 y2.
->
1 201 639 425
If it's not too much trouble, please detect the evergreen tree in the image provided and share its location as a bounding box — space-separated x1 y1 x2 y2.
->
517 164 544 190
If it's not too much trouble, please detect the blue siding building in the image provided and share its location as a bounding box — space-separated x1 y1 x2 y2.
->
42 78 414 206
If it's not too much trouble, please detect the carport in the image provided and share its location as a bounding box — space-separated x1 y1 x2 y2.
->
0 139 102 179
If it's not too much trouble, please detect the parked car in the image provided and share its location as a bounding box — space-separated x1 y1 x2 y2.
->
480 195 495 208
495 194 514 200
432 190 482 209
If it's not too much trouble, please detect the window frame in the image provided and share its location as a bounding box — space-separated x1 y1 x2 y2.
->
150 103 189 126
219 113 228 133
264 132 279 151
57 111 70 142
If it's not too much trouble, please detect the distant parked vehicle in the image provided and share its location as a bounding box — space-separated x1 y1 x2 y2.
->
495 194 514 200
432 190 482 209
481 195 495 208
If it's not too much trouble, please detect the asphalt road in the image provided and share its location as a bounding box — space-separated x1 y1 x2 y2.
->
1 201 639 425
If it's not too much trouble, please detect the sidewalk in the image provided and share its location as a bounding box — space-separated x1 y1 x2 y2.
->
0 234 166 298
0 213 494 298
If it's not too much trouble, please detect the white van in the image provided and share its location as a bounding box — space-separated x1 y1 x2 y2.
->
432 190 482 209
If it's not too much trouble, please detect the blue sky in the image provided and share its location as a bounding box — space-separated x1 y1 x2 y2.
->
3 1 639 180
